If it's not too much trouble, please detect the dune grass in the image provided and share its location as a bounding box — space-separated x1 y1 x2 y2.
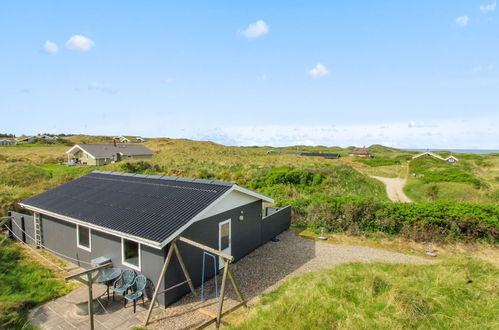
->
228 257 499 330
0 234 71 329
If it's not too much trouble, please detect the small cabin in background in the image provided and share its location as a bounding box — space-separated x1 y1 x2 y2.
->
115 136 146 143
0 139 16 146
445 155 459 164
66 144 155 166
412 151 459 164
16 135 36 143
348 148 373 158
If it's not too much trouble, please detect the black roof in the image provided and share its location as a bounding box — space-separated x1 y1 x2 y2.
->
299 152 341 159
21 171 234 244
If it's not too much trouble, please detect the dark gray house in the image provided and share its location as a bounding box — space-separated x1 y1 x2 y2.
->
13 171 291 306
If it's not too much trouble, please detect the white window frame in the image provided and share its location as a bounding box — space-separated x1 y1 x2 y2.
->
218 219 232 269
76 224 91 252
121 238 141 271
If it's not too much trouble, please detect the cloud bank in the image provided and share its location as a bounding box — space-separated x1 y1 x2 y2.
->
189 117 499 149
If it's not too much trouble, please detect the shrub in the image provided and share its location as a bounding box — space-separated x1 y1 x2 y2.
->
290 196 499 243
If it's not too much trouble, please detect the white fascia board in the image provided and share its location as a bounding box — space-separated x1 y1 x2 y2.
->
233 185 274 203
65 145 96 159
18 203 162 249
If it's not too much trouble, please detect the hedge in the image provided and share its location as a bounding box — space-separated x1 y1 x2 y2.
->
286 196 499 243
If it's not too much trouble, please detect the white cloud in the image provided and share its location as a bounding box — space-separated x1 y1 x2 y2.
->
455 16 469 27
307 63 329 78
258 73 267 81
480 2 496 12
66 35 95 51
408 120 426 128
471 64 496 74
162 78 174 84
239 20 269 39
189 116 499 149
88 82 117 94
43 40 59 54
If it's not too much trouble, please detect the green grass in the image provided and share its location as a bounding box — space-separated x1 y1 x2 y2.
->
229 257 499 329
0 234 70 328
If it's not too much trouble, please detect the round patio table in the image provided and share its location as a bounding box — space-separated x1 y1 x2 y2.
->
66 284 107 316
96 268 122 301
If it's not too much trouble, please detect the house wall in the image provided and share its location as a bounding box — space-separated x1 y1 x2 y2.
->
158 200 263 305
8 211 36 245
10 199 290 307
38 214 166 303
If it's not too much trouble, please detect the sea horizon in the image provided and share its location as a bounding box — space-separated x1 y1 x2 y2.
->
404 148 499 154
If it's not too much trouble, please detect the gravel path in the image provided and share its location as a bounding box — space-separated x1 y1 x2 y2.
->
150 230 432 329
371 176 412 202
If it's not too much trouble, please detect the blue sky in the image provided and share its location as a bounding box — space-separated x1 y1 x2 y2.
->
1 1 498 148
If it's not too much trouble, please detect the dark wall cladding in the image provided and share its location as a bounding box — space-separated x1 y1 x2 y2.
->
8 210 36 245
7 203 292 307
261 206 292 243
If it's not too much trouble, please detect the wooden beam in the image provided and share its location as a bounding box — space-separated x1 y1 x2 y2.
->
227 267 246 305
194 302 246 330
64 263 112 281
174 242 197 297
178 236 234 262
144 239 176 326
216 259 230 328
87 273 94 330
157 280 189 294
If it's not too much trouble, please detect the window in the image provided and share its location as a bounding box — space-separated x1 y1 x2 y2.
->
122 238 141 271
77 225 91 251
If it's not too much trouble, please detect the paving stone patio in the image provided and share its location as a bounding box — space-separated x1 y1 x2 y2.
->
29 292 151 330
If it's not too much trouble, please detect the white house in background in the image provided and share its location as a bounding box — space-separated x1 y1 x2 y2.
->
114 136 146 143
412 151 445 161
412 151 459 164
0 139 16 146
445 155 459 164
115 136 131 143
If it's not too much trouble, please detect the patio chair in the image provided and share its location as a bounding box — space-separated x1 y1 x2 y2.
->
124 275 147 313
112 269 135 301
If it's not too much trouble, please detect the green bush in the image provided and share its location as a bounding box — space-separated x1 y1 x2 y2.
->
409 157 486 188
289 196 499 243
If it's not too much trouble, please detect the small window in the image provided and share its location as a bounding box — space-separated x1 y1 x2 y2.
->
122 238 141 271
77 225 91 251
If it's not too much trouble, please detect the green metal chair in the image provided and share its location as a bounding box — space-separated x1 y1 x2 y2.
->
113 269 135 301
124 275 147 313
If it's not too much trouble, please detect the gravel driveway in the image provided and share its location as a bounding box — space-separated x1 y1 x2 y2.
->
149 230 432 329
371 176 412 202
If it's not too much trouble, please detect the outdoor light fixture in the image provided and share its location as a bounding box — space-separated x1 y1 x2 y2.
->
239 211 244 221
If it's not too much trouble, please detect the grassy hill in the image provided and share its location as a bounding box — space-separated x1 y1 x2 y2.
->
405 154 499 204
228 257 499 329
1 138 497 240
0 138 387 216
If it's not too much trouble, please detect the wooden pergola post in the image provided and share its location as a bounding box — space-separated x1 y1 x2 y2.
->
65 263 112 330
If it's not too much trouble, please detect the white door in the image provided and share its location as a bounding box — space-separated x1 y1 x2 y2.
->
218 219 231 270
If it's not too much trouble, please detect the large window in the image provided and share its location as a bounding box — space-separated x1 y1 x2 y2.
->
122 238 141 271
77 225 91 251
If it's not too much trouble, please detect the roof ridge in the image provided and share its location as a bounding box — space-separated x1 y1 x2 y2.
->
91 170 234 187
